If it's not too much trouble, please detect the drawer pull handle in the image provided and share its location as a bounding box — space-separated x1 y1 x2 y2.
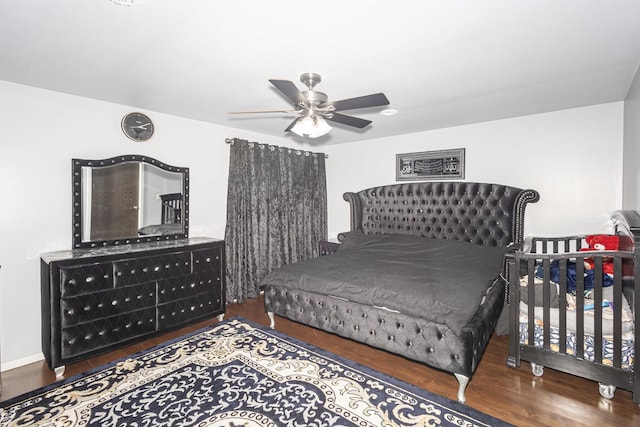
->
154 266 160 272
143 267 148 273
112 300 118 305
85 277 93 283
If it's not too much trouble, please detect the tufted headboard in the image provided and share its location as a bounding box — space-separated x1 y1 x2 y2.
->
342 182 539 247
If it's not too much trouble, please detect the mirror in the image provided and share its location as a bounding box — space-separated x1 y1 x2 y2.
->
72 155 189 249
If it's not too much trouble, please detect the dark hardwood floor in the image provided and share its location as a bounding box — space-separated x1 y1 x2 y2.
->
1 296 638 426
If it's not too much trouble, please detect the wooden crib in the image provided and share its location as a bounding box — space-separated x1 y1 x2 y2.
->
507 210 640 403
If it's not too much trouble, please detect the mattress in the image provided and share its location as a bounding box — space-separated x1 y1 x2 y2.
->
261 233 508 331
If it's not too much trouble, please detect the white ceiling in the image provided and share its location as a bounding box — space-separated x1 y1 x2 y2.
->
1 0 640 145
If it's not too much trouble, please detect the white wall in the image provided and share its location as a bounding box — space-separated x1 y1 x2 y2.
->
623 67 640 209
0 81 626 370
0 81 299 369
324 102 624 239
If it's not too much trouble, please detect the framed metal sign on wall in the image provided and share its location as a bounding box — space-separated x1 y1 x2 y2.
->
396 148 465 181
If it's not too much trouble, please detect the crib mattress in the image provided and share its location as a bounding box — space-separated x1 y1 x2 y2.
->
518 320 634 371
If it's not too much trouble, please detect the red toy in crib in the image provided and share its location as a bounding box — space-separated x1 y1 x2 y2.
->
580 234 619 275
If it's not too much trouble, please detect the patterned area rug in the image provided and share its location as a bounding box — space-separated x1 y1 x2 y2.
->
0 317 512 426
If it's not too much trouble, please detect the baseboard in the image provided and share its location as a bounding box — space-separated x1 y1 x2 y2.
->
1 353 44 372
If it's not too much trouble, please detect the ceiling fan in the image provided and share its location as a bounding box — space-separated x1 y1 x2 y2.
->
228 73 390 138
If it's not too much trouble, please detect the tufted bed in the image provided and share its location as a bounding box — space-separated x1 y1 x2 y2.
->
262 181 539 402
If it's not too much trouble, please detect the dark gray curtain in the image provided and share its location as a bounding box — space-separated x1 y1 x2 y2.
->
224 138 328 302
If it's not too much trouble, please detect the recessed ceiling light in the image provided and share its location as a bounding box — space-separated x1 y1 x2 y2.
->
109 0 135 6
380 108 398 116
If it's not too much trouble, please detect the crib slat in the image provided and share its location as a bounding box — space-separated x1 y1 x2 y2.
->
612 257 623 368
575 258 585 359
527 258 536 346
542 258 551 350
558 258 567 354
593 257 604 365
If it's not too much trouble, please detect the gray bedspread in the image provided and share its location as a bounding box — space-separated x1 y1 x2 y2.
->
261 234 508 331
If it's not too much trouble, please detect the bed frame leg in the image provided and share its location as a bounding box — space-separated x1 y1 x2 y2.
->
267 311 275 328
454 373 469 404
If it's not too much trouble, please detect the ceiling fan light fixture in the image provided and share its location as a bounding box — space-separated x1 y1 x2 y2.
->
291 115 332 138
310 117 332 138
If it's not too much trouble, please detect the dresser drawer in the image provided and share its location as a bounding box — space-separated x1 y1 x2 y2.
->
59 263 112 297
157 272 212 305
60 307 156 359
192 247 222 273
157 291 223 330
61 282 156 327
113 251 192 287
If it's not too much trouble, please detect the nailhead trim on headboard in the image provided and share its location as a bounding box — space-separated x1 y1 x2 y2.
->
343 182 539 247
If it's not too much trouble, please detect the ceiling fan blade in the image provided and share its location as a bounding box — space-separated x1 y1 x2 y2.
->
326 112 372 128
228 109 299 114
269 79 307 106
331 93 390 111
285 117 301 132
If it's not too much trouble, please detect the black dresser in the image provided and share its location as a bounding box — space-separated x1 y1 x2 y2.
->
41 237 225 376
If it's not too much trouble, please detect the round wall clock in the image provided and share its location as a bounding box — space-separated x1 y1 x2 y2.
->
121 112 154 141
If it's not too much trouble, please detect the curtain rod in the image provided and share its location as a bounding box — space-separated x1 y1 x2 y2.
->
225 138 328 158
